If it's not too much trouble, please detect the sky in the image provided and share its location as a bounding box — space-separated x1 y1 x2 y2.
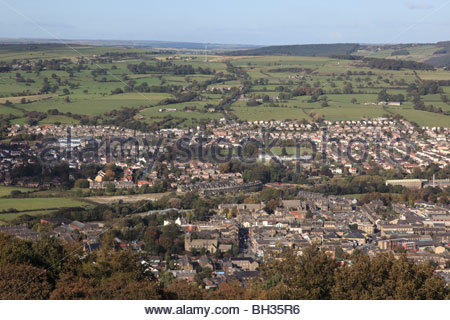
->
0 0 449 45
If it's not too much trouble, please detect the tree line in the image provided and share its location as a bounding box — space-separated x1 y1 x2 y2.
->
0 235 448 300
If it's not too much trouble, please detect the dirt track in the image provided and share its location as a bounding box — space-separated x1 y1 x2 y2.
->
87 192 171 204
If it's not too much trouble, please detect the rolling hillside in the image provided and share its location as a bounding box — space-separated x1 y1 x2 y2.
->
226 43 360 57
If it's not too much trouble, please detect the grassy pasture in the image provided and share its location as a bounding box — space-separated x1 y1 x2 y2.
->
22 92 174 115
0 197 88 222
0 210 60 222
0 93 57 104
385 107 450 127
0 197 87 212
39 115 80 125
312 105 387 122
417 70 450 80
231 104 311 121
0 186 35 197
0 105 24 116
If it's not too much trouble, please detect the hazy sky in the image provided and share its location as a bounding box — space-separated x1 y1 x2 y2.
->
0 0 449 45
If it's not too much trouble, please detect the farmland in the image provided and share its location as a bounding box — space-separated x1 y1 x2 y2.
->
0 43 449 129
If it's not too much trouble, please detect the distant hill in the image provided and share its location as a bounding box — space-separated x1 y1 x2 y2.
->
425 43 450 67
426 53 450 67
0 38 260 51
225 43 360 57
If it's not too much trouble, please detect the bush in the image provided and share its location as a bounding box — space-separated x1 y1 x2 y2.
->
74 179 90 189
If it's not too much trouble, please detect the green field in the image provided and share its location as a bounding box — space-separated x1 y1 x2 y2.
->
141 101 223 120
385 108 450 127
22 92 174 115
0 197 89 222
39 115 80 125
232 105 311 121
313 105 387 122
0 186 35 197
0 197 87 212
270 146 314 156
343 194 362 200
0 105 25 116
0 210 58 222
